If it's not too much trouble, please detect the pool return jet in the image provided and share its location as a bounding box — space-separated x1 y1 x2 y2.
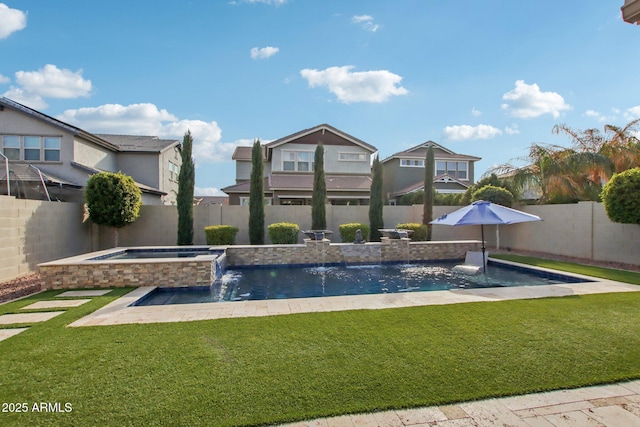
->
430 200 542 273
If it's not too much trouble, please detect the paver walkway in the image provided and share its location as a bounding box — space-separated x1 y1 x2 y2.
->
279 380 640 426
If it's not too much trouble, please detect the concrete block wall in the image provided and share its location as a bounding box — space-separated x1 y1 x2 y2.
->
0 196 92 283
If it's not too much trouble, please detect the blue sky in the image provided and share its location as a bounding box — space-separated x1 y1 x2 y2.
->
2 0 639 196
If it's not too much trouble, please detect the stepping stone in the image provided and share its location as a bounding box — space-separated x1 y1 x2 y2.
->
56 290 112 297
0 312 64 325
21 299 91 310
0 328 28 342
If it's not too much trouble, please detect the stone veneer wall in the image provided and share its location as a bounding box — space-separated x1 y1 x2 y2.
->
225 238 481 267
39 240 481 289
40 259 215 289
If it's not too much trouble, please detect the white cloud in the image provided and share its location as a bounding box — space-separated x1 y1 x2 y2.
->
585 109 606 122
195 187 227 197
352 15 379 32
504 124 520 135
0 3 26 39
250 46 279 59
300 65 408 103
0 73 10 84
14 64 92 99
57 103 245 164
501 80 571 119
624 106 640 120
2 86 48 109
471 107 482 117
442 124 503 141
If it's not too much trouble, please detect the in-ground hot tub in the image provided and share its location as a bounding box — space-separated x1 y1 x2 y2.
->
38 246 226 290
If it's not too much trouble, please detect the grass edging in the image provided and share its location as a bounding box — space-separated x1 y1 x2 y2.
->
491 254 640 285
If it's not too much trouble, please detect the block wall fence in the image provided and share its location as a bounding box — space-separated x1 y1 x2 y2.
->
1 195 639 283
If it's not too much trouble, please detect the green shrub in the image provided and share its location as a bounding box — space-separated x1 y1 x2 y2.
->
204 225 239 245
471 184 514 207
268 222 299 244
396 223 428 241
339 223 370 243
601 167 640 225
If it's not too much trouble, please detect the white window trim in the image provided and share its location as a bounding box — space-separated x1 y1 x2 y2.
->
281 150 315 172
400 158 425 167
338 152 367 162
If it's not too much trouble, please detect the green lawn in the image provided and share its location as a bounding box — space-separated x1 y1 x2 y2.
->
0 262 639 426
491 253 640 285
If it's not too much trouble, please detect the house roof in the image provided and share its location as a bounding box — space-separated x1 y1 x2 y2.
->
70 162 166 195
265 124 377 153
231 145 267 161
95 134 179 153
0 97 120 151
1 163 82 188
222 174 372 194
382 141 481 163
389 174 470 197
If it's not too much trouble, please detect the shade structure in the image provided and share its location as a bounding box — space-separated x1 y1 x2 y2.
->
430 200 542 272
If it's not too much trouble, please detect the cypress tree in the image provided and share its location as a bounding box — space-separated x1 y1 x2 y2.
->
311 144 326 230
368 155 384 241
177 130 195 245
423 144 434 240
249 139 265 245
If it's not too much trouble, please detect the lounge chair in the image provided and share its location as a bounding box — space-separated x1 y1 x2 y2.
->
452 251 487 275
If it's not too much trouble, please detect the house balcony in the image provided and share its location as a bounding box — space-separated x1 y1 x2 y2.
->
622 0 640 24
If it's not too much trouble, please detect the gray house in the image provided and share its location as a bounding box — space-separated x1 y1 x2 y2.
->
223 124 377 205
382 141 481 205
0 97 181 205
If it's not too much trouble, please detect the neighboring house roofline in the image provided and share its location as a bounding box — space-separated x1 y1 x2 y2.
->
389 173 470 197
381 140 481 163
0 97 120 152
95 134 180 154
265 123 377 153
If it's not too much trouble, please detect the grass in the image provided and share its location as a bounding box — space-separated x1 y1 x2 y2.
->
0 262 639 426
491 253 640 285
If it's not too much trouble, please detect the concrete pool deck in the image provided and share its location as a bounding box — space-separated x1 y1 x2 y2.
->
68 262 640 327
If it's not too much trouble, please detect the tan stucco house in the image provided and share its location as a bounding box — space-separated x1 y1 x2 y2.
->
222 124 377 205
0 97 181 205
622 0 640 24
381 141 481 205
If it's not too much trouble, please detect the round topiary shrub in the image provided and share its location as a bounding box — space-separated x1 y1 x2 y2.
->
339 223 370 243
204 225 239 245
471 184 514 207
601 167 640 225
268 222 299 244
396 223 428 241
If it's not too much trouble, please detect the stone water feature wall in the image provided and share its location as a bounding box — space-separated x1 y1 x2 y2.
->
225 238 481 267
39 240 481 290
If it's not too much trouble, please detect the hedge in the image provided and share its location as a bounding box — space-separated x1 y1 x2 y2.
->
396 223 428 241
204 225 239 245
268 222 299 244
339 223 370 243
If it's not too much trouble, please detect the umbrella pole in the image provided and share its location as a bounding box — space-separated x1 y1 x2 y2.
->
481 224 486 274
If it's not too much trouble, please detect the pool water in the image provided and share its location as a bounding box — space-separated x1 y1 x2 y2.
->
132 261 590 306
90 248 222 260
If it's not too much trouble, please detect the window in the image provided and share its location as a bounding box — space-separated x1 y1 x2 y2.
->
400 159 424 167
239 197 271 206
435 161 469 180
44 137 61 161
1 135 61 162
339 152 367 161
2 136 20 160
168 161 180 181
281 150 314 172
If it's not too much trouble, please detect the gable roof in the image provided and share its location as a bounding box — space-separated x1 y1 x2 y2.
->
0 97 119 151
382 140 481 163
221 174 372 194
265 124 377 153
231 145 267 161
95 134 179 153
389 173 470 197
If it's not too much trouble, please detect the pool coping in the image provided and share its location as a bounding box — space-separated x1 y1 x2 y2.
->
68 259 640 327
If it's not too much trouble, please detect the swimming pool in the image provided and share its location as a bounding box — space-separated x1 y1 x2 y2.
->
88 247 223 260
132 260 591 306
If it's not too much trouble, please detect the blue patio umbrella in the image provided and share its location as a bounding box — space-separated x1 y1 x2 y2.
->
430 200 542 272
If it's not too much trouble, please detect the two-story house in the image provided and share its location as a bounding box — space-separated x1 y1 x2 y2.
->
0 97 181 205
222 124 377 205
381 141 481 205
